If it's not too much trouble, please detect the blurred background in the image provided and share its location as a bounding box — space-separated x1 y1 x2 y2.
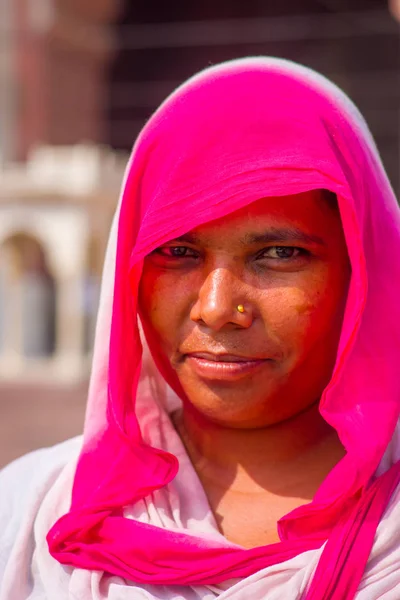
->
0 0 399 467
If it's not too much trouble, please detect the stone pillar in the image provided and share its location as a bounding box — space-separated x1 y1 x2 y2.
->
0 249 24 371
54 273 86 376
14 0 122 159
21 272 56 357
0 0 16 164
5 279 23 364
46 206 89 380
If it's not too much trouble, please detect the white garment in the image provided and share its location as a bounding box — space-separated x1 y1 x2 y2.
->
1 412 400 599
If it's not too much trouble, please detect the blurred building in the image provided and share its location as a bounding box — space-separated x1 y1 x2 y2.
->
0 0 398 462
1 0 398 385
108 0 399 194
0 0 122 163
0 0 126 385
0 145 126 382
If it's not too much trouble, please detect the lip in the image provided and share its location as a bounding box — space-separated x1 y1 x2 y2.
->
185 352 269 381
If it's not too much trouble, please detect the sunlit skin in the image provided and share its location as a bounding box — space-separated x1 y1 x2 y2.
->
139 190 351 547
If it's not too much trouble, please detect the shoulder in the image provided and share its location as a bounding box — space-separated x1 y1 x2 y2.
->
0 436 82 505
0 437 82 575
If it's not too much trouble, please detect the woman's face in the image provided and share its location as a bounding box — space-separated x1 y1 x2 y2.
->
139 191 350 428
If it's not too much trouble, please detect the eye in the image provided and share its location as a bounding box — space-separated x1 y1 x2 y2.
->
154 245 198 258
261 246 302 259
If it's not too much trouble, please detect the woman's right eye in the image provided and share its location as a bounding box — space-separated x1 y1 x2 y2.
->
154 246 197 258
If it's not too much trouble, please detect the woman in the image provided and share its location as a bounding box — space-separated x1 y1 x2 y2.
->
1 57 400 599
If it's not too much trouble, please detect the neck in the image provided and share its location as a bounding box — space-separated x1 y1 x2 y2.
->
173 402 345 498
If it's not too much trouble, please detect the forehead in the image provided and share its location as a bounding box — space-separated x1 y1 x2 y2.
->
184 190 341 242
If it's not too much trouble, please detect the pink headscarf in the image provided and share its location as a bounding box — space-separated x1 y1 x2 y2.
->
47 58 400 597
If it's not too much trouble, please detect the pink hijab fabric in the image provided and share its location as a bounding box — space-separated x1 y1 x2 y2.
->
47 58 400 597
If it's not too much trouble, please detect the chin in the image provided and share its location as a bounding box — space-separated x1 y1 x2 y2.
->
183 379 320 429
182 391 279 429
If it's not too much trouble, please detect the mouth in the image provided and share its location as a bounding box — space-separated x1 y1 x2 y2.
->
184 352 270 381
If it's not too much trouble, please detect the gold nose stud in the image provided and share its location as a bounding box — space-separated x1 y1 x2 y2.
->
237 304 245 313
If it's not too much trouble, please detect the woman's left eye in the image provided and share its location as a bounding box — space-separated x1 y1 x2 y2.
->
260 246 302 260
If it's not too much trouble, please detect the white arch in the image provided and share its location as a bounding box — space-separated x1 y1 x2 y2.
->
0 204 88 279
0 203 90 381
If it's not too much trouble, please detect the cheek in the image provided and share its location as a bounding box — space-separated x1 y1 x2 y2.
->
139 269 192 349
139 270 169 338
260 288 316 337
260 271 346 347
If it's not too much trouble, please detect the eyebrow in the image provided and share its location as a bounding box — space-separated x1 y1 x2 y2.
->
173 227 326 247
242 227 326 247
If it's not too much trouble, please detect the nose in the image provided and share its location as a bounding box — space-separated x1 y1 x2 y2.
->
190 267 253 331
